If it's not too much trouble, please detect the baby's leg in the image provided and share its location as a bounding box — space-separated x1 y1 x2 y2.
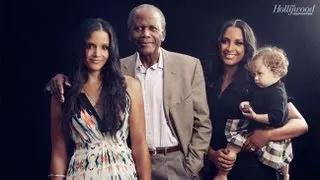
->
213 144 240 180
280 165 290 180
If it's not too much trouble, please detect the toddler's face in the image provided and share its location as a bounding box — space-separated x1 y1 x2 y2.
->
251 57 280 88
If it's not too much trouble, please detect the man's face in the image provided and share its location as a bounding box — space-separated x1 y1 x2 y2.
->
129 8 165 58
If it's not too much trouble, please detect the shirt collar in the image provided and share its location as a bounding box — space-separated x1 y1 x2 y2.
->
135 48 164 71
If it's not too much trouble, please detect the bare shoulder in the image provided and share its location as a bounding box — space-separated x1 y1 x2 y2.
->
124 75 141 95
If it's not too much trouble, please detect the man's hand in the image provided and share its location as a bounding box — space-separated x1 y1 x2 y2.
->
45 74 71 103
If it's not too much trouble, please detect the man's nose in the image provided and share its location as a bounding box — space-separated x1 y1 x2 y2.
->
142 28 151 37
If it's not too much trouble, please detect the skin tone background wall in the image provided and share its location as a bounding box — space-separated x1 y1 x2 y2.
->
3 0 319 179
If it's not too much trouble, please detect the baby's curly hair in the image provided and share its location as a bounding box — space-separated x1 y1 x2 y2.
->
249 46 289 78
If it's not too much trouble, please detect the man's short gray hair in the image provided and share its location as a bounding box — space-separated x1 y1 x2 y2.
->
127 4 166 31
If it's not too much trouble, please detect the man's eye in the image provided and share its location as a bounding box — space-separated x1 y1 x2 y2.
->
150 26 158 32
134 27 143 31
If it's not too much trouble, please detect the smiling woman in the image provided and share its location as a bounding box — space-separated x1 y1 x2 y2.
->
202 19 308 180
219 26 245 68
85 30 110 72
48 18 151 180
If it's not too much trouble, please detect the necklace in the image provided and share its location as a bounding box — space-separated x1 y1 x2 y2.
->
83 87 102 109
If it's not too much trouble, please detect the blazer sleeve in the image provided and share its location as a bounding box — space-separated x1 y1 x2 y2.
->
185 59 212 174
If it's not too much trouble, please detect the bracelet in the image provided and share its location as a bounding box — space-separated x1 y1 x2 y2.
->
48 174 66 178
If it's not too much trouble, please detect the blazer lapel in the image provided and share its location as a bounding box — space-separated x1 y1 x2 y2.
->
162 49 177 128
121 54 136 77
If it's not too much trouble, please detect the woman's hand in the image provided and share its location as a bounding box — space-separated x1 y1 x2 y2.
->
242 129 270 152
243 102 308 152
208 148 235 172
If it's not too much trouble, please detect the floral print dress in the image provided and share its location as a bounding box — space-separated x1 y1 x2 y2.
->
66 93 137 180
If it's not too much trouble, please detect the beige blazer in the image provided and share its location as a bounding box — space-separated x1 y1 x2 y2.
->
120 48 212 174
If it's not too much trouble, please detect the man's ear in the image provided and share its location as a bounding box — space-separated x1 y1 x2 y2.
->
161 30 166 42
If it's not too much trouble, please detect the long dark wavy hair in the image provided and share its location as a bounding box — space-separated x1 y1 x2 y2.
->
204 19 257 89
62 18 127 138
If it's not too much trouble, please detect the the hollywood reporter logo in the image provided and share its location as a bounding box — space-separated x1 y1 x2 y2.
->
273 4 315 15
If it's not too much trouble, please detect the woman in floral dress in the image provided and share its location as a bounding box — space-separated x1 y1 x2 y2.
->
49 18 151 180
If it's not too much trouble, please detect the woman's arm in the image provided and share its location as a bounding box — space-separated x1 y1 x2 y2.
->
126 76 151 179
245 102 308 149
268 102 308 140
49 96 69 179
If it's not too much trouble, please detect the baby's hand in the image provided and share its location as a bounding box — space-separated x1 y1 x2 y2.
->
239 101 251 113
241 105 257 120
242 105 251 113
